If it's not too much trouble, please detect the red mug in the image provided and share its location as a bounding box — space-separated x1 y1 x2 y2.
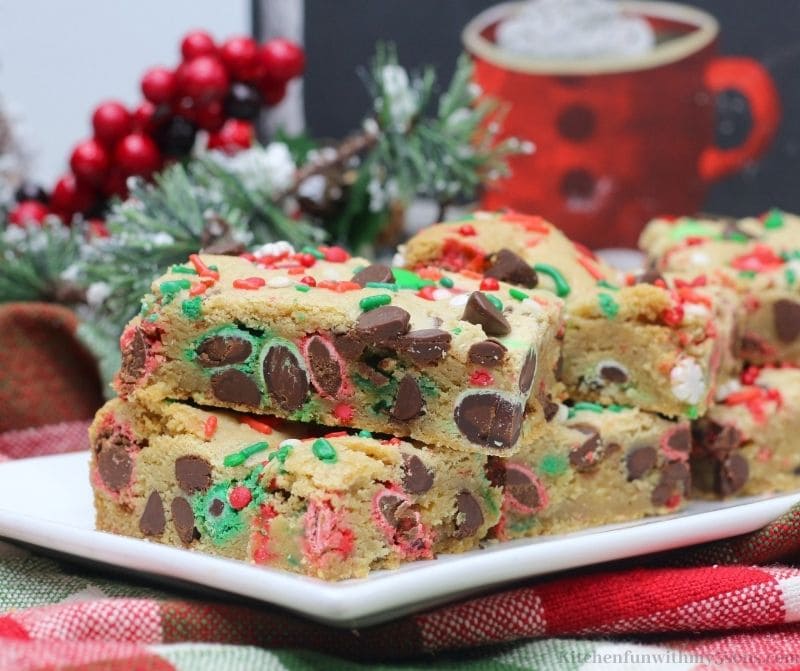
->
463 1 781 248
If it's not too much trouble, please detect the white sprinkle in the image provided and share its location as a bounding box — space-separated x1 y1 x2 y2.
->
555 404 569 422
432 288 452 301
689 251 711 266
267 276 292 288
253 241 294 258
449 293 470 308
715 378 742 401
682 302 710 320
392 250 406 267
670 356 706 404
278 438 301 449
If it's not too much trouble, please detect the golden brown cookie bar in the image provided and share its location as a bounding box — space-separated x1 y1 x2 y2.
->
691 366 800 498
640 211 800 365
90 397 501 580
402 213 739 418
488 403 690 540
116 245 563 455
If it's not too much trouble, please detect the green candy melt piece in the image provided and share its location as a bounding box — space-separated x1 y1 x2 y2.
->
540 453 569 477
598 292 619 318
181 296 203 319
763 209 784 230
159 279 191 298
312 438 337 463
667 219 718 242
509 288 528 302
392 268 435 290
359 294 392 311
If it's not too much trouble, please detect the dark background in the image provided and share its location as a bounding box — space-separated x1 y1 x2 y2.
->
301 0 800 216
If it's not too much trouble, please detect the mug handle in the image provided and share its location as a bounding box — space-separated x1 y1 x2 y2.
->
699 57 781 183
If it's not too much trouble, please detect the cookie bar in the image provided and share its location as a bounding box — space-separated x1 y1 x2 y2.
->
490 403 690 540
117 245 563 454
640 211 800 365
402 213 739 417
691 366 800 498
91 397 501 580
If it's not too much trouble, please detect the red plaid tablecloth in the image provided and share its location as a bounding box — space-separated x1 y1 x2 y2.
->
4 304 800 670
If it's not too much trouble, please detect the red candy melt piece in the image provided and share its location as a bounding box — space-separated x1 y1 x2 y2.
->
480 277 500 291
730 244 784 272
469 370 494 387
299 275 316 286
458 223 476 236
333 404 354 422
321 246 350 262
229 485 252 510
661 305 684 327
233 277 266 290
241 416 273 435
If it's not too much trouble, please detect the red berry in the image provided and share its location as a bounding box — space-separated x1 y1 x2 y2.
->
194 99 225 131
259 38 305 83
50 174 95 217
176 55 229 103
259 80 287 106
220 36 262 81
131 101 164 133
91 101 132 147
180 30 216 61
8 200 49 226
228 485 252 510
207 119 253 154
141 66 177 104
70 139 110 187
114 133 161 177
102 168 129 199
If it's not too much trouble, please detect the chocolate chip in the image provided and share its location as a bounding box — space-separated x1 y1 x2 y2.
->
139 491 165 536
468 339 507 367
201 215 245 255
354 306 411 348
721 220 754 240
484 249 538 288
209 498 225 516
454 490 484 538
484 456 506 487
662 461 691 484
693 420 742 457
599 362 628 384
354 362 390 387
264 345 309 412
397 329 452 364
96 433 133 492
171 497 199 544
518 349 537 394
774 299 800 343
333 332 366 360
461 292 511 336
210 369 262 407
454 392 523 450
390 375 425 421
569 424 603 472
119 327 146 384
196 336 252 367
306 335 342 396
651 461 691 505
739 334 768 357
667 425 692 455
717 453 749 496
626 446 657 480
377 492 403 527
352 263 395 286
175 456 212 494
650 483 674 507
506 467 542 510
401 454 434 494
634 268 664 285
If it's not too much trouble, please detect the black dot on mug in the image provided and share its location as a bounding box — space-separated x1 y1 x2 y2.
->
557 105 596 142
560 169 596 202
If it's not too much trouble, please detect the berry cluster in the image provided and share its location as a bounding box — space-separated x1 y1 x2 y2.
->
9 30 305 226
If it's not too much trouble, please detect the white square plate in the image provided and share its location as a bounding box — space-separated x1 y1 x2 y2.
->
0 452 797 627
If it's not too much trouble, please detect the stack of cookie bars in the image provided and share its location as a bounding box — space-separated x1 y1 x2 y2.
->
91 210 800 580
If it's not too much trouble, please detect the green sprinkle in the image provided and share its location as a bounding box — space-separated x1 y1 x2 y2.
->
439 276 454 288
392 268 435 290
171 265 197 275
509 287 529 302
208 264 219 271
301 246 325 259
359 294 392 311
486 294 504 311
782 250 800 261
366 282 399 291
596 279 619 291
763 209 784 229
294 283 310 293
268 442 293 470
533 263 571 298
146 313 158 322
223 441 269 467
667 219 718 242
452 327 462 335
786 268 796 286
738 270 757 279
312 438 337 463
159 279 191 297
181 296 203 319
598 292 619 318
567 401 606 418
540 453 568 477
607 404 627 413
357 429 373 438
457 214 476 221
687 405 699 420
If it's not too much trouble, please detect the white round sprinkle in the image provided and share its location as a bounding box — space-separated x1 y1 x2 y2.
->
267 276 292 288
449 293 470 308
432 288 452 301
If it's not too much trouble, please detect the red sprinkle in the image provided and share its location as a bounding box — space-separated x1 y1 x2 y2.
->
730 244 784 272
189 282 208 297
241 416 273 435
653 278 667 289
741 366 760 385
321 246 350 262
333 404 354 422
665 493 682 510
229 485 252 510
287 266 305 275
458 224 476 236
725 387 762 404
417 285 437 301
300 275 317 287
324 430 348 438
417 266 443 281
203 415 218 439
233 277 266 290
298 253 317 268
503 212 550 233
189 253 220 280
239 252 256 262
661 305 684 327
678 287 712 308
576 255 605 280
480 277 500 291
469 370 494 386
380 437 402 445
316 280 361 292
